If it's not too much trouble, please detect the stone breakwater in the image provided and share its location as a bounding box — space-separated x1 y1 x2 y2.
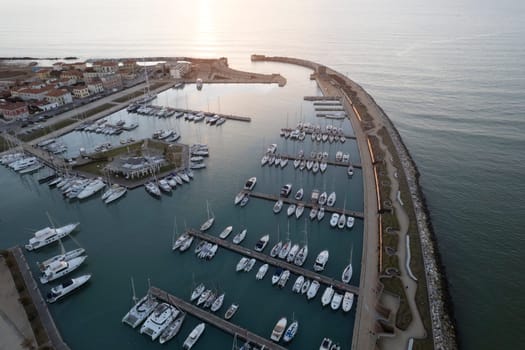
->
358 89 458 350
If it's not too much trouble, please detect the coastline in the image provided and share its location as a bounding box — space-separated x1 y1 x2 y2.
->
252 54 457 349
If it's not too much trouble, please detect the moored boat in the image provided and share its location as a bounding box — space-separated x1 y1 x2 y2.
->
342 292 354 312
224 303 239 320
283 320 299 343
46 274 91 303
321 285 335 307
219 225 233 239
140 303 178 341
25 222 80 251
232 229 247 244
270 317 287 342
40 255 87 284
159 312 186 344
256 264 269 280
182 323 205 349
314 250 329 272
307 280 320 300
254 234 269 252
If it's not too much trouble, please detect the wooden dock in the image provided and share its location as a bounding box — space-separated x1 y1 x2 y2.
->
144 105 251 123
247 191 364 219
186 229 360 295
277 153 362 169
304 96 341 101
149 286 287 350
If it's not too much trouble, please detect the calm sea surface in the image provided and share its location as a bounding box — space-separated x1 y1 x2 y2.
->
1 0 525 349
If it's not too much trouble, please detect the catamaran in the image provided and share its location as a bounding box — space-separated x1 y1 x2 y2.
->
140 303 178 341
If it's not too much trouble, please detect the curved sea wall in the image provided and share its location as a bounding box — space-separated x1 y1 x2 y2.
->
252 54 457 349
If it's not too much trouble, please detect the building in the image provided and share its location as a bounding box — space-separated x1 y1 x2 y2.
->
12 86 53 101
93 60 119 74
61 70 84 82
32 100 59 112
169 62 191 79
45 89 73 106
100 74 123 91
72 85 90 99
87 80 104 94
0 102 29 120
37 69 52 80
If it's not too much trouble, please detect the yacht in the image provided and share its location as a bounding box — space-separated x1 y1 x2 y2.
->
40 256 87 284
254 234 270 252
280 183 292 197
140 303 178 341
244 258 256 272
342 292 354 312
273 199 283 214
295 204 304 219
331 291 343 310
292 275 305 293
179 236 194 252
294 188 304 201
327 192 336 207
320 337 333 350
318 192 328 206
270 317 287 342
46 274 91 303
329 212 339 227
283 320 299 343
239 194 250 207
270 241 282 258
191 283 206 302
317 207 326 221
337 213 346 229
301 279 310 294
277 270 290 288
278 240 291 259
232 229 247 244
19 162 43 174
158 179 172 193
312 161 320 173
342 264 353 283
293 158 301 168
307 280 320 300
224 304 239 320
287 204 296 217
314 250 329 272
287 244 300 263
219 226 233 239
320 161 327 173
159 312 186 344
25 222 80 251
294 245 308 266
211 293 225 312
105 186 127 204
321 285 335 307
236 257 249 272
145 181 161 198
261 154 269 166
306 160 314 171
182 323 205 349
244 177 257 191
234 191 246 205
347 216 355 228
335 151 343 162
271 268 283 285
256 264 269 280
38 248 85 272
280 158 288 168
77 178 105 200
10 157 37 171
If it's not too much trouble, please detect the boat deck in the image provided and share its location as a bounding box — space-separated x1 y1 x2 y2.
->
185 229 360 295
149 286 287 350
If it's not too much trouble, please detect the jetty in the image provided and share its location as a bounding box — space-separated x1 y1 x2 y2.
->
277 153 362 168
185 229 360 295
246 191 364 219
149 286 287 350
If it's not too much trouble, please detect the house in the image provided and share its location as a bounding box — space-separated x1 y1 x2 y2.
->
119 68 137 81
12 86 53 101
72 85 90 99
37 68 52 80
45 89 73 106
100 74 123 91
32 100 59 112
61 70 84 82
0 102 29 120
169 62 191 79
93 60 119 74
121 59 137 71
87 80 104 94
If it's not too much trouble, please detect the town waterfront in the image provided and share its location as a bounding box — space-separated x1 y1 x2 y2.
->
1 0 525 349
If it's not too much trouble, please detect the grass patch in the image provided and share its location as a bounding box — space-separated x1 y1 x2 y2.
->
18 118 77 142
381 276 413 330
75 103 115 120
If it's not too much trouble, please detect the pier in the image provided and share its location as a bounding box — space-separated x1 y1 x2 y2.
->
246 191 364 219
186 229 360 295
136 105 252 123
303 96 341 101
277 153 362 169
149 286 287 350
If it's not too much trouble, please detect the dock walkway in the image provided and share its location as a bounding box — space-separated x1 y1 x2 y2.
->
247 191 364 219
186 229 360 295
149 286 286 350
278 153 361 169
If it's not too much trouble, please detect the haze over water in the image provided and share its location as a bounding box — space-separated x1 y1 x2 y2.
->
2 0 525 349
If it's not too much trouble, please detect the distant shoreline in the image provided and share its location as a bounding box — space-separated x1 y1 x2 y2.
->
0 57 79 61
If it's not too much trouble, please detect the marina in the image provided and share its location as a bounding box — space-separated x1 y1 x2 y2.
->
150 287 287 350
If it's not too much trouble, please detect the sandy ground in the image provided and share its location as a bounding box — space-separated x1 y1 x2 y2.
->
0 257 36 350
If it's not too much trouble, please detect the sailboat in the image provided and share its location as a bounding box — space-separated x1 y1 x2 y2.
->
338 199 347 229
342 244 353 283
294 220 309 266
122 278 159 328
200 200 215 231
270 225 283 258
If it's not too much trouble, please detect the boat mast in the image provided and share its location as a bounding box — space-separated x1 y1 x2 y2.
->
130 277 138 305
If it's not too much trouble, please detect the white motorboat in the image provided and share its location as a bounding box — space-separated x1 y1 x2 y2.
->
77 178 105 199
236 257 249 272
292 275 305 293
342 292 354 312
306 160 314 171
270 317 287 342
219 226 233 239
159 312 186 344
179 236 194 252
239 194 249 207
320 337 333 350
342 264 353 283
307 280 320 300
294 245 308 266
25 222 80 251
301 279 310 294
200 201 215 231
280 158 288 168
19 162 43 174
273 199 283 214
224 304 239 320
122 293 159 328
234 191 246 205
317 207 325 221
158 179 172 193
314 250 329 272
140 303 178 341
287 204 296 217
309 207 318 220
338 213 346 229
191 283 206 302
294 188 304 201
244 258 256 272
295 204 304 219
327 192 336 207
330 213 339 227
256 264 269 280
244 176 257 191
211 293 225 312
320 161 327 173
312 161 320 173
347 216 355 228
321 285 335 306
270 241 282 258
278 240 291 259
331 291 343 310
102 184 120 200
254 234 269 252
38 247 86 272
46 274 91 303
232 229 247 244
182 323 205 349
277 270 290 288
318 192 328 206
261 154 269 166
335 151 343 162
287 244 300 263
280 183 292 197
283 320 299 343
271 268 283 285
40 255 87 284
293 158 301 168
267 143 277 154
10 157 37 171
